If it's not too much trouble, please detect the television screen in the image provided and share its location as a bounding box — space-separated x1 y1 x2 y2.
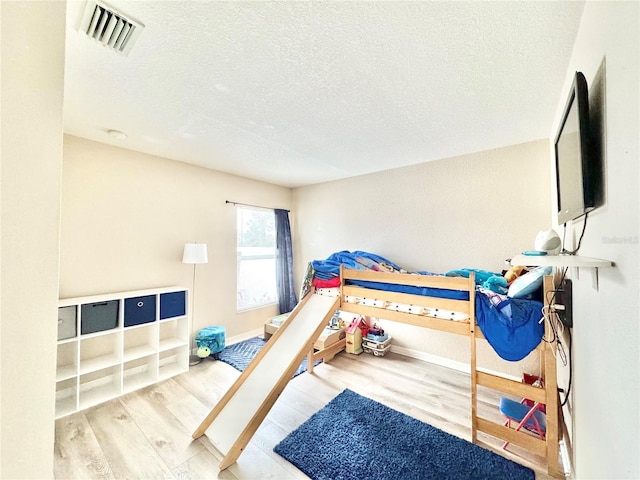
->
554 72 593 225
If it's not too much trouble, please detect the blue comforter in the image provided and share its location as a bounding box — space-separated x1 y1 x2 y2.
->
312 250 468 300
311 250 545 361
311 250 403 279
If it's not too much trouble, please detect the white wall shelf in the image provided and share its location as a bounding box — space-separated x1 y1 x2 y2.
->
510 254 613 268
55 286 189 419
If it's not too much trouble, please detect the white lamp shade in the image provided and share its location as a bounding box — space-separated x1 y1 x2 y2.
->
182 243 208 264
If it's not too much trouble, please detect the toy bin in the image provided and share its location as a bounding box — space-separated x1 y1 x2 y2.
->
124 295 156 327
160 291 186 319
81 300 119 334
362 335 392 357
196 326 226 358
58 306 77 340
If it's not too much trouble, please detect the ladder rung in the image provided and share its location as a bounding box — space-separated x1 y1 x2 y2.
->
476 418 547 457
476 371 546 403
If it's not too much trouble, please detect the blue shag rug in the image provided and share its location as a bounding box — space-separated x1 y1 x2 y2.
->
274 389 535 480
217 336 320 378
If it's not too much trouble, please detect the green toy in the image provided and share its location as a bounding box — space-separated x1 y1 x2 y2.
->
197 346 211 358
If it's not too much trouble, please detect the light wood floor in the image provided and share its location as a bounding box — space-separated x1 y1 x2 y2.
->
54 350 554 480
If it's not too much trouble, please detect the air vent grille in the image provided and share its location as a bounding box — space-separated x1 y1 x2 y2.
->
78 0 144 56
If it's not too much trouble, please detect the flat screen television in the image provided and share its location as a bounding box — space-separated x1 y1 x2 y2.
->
554 71 599 225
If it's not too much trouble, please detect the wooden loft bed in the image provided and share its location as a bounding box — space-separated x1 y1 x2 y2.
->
308 265 562 478
193 263 561 476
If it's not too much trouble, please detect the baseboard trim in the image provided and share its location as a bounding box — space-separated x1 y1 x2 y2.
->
226 328 263 346
391 345 521 382
391 345 470 373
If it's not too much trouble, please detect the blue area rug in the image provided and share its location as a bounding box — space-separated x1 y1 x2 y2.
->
274 389 535 480
217 336 320 378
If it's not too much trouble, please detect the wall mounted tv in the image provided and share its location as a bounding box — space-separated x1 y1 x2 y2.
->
554 71 603 225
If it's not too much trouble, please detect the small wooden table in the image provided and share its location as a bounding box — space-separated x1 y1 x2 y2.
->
263 312 290 340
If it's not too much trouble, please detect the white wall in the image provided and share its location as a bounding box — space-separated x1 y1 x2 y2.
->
551 2 639 478
0 1 66 477
61 136 292 340
293 139 551 377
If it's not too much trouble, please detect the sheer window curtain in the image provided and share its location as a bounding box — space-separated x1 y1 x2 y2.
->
275 209 297 313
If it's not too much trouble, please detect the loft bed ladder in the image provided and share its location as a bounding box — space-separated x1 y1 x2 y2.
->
470 275 563 478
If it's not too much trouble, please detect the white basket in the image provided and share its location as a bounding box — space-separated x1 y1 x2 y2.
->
362 335 391 350
363 343 391 357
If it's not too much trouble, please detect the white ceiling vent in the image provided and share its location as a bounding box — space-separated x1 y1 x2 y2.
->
77 0 144 56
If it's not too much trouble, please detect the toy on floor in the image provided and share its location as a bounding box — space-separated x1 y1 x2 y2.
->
363 324 391 357
366 324 388 342
345 316 368 354
195 325 226 360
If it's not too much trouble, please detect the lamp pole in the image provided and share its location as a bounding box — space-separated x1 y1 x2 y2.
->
182 242 208 365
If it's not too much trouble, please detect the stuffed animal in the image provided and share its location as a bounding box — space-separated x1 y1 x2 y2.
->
195 326 226 359
504 265 526 285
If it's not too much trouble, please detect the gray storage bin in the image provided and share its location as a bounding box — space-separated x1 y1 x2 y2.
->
58 305 77 340
81 300 119 334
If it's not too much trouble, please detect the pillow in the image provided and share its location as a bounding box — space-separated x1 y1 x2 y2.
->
507 266 552 298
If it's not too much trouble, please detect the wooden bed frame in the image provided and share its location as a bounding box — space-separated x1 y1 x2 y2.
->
194 265 561 477
306 266 562 478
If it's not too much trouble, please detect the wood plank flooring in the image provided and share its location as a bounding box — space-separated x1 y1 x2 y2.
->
54 351 554 479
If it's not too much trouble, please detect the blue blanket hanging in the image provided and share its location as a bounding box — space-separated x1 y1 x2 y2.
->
475 292 544 361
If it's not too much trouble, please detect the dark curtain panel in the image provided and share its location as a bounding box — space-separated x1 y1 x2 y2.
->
275 209 298 313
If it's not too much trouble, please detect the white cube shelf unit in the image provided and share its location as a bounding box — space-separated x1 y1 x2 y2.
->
55 286 190 419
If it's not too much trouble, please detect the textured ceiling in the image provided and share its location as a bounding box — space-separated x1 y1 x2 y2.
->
63 1 585 188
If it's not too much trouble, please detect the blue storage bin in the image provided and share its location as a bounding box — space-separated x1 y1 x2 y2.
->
124 295 156 327
196 326 226 355
160 291 186 319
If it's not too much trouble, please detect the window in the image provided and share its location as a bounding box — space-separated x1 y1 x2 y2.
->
236 207 277 311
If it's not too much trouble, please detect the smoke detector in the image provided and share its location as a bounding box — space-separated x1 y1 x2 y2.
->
77 0 144 56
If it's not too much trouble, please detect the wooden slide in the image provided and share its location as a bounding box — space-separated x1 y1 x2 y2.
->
192 292 340 470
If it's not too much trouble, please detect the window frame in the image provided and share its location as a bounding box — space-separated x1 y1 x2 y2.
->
235 206 278 312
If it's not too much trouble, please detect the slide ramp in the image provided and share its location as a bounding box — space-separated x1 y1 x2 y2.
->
192 292 340 470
